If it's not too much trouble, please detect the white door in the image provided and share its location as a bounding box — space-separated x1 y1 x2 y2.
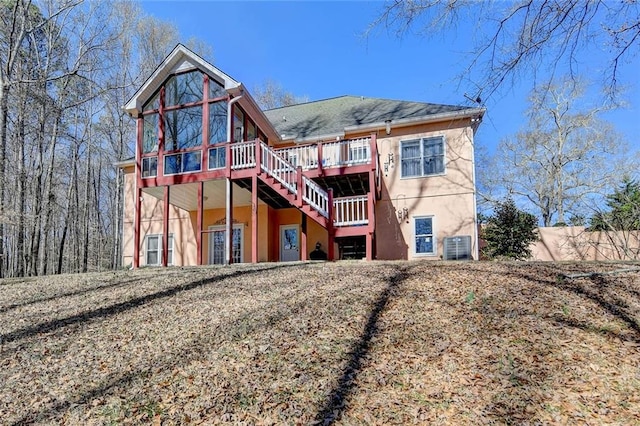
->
209 225 243 264
280 225 299 262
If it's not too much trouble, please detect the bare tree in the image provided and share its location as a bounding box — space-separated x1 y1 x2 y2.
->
482 79 636 226
253 79 308 110
372 0 640 102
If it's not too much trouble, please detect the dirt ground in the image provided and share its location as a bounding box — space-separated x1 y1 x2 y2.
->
0 261 638 425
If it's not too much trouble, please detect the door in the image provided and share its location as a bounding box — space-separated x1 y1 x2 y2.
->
280 225 299 262
209 225 243 264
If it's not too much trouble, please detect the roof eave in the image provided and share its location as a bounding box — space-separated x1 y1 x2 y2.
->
229 85 282 144
343 107 486 134
114 158 135 168
288 131 345 144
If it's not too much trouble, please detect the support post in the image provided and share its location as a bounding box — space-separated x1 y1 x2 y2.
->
255 139 261 173
301 214 308 261
366 233 373 261
133 187 142 269
327 188 335 261
367 190 375 261
317 142 323 176
197 181 204 265
162 186 169 267
251 174 258 263
225 178 233 265
296 166 303 207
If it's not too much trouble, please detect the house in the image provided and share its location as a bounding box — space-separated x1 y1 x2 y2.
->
118 44 484 267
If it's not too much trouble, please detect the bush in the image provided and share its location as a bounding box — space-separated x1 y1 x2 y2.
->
482 198 538 260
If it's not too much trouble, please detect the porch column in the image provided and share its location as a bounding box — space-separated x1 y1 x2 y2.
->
301 214 308 261
133 187 142 269
251 174 258 263
327 189 335 261
197 181 204 265
162 185 169 267
367 190 375 261
366 233 374 261
225 178 233 265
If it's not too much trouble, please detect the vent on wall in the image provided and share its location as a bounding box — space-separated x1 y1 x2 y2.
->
443 236 472 260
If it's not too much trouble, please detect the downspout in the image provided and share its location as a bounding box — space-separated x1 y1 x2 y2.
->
470 119 480 260
225 92 243 264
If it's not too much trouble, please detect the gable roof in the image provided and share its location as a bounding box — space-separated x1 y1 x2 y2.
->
263 95 484 142
123 44 281 142
124 44 241 117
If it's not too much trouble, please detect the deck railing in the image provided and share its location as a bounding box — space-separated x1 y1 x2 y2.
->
276 145 319 170
333 195 369 227
230 141 256 170
150 139 370 227
274 137 371 170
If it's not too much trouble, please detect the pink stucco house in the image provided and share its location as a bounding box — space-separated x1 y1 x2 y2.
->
118 44 485 267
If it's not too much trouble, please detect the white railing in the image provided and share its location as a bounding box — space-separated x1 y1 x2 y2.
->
276 145 319 170
302 176 329 218
230 141 256 170
333 195 369 227
260 142 297 194
274 137 371 170
321 138 371 168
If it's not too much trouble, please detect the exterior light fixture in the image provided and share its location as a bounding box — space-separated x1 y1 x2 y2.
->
384 152 395 173
397 207 409 221
385 119 392 135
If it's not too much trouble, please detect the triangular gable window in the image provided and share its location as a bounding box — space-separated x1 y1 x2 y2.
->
165 70 203 106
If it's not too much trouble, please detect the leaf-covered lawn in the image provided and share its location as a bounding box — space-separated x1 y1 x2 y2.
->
0 261 638 425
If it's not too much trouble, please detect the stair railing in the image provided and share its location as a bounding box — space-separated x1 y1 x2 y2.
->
260 142 330 220
302 176 329 218
260 142 297 194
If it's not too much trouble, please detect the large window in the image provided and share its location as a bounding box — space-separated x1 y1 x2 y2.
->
209 101 227 144
142 113 158 153
146 234 174 265
164 151 202 175
401 137 445 178
209 78 225 99
165 71 203 106
414 216 436 255
164 106 203 151
233 108 244 142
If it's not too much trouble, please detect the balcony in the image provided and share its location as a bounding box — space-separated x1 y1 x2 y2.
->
138 136 376 229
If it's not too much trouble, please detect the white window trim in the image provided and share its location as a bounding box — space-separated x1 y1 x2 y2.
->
145 234 174 266
413 216 437 257
208 147 226 170
141 156 158 178
399 136 446 179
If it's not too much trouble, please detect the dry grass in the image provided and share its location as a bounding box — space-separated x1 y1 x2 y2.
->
0 261 639 425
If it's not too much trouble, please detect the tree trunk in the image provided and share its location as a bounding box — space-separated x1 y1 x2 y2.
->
0 83 8 278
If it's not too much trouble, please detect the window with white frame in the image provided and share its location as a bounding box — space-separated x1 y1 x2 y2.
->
208 146 226 169
164 151 201 175
145 234 174 265
414 216 435 255
142 157 157 178
400 136 445 178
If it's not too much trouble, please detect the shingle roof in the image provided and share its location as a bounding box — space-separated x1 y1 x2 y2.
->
263 95 477 141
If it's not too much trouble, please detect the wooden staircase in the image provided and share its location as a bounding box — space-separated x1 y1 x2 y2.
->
229 139 375 246
256 141 332 229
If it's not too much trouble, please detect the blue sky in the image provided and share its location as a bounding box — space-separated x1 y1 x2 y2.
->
140 1 639 156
